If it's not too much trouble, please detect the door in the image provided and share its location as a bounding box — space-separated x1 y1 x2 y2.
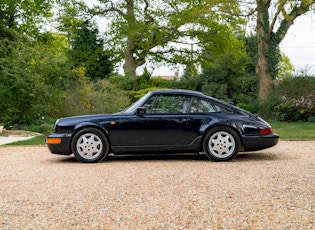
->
117 94 191 147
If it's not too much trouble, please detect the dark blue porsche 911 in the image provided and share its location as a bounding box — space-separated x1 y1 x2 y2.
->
46 89 279 163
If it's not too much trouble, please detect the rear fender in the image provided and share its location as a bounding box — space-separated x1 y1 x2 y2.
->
201 123 243 149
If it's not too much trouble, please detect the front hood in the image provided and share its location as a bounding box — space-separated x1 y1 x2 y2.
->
55 114 119 133
58 114 111 126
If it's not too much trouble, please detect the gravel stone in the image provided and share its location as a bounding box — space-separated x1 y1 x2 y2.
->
1 141 314 229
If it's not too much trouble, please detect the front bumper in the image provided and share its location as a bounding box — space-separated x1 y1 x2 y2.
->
242 133 279 151
46 133 72 155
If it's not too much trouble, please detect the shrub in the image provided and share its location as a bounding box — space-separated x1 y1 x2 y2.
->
8 118 56 134
269 76 315 121
60 79 131 116
274 76 315 98
274 94 315 121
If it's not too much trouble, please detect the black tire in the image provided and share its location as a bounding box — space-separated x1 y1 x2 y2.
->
71 127 109 163
203 126 240 161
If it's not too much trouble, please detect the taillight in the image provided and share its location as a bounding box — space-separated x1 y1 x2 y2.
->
260 128 273 135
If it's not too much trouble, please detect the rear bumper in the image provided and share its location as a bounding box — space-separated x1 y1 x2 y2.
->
242 134 279 151
46 133 72 155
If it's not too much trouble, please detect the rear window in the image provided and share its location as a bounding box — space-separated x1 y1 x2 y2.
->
189 98 221 113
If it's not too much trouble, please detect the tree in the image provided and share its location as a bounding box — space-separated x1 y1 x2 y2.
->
80 0 243 78
0 0 53 38
199 46 250 100
68 21 113 80
249 0 315 112
0 34 69 127
0 0 67 127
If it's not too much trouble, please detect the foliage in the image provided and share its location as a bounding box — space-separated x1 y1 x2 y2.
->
268 76 315 121
82 0 244 77
199 65 230 101
231 75 259 113
168 35 260 113
0 0 53 37
0 35 68 128
296 65 315 76
9 118 56 134
250 0 315 110
243 35 258 76
59 78 131 116
1 0 314 131
277 52 295 79
274 76 315 98
109 70 171 101
68 21 113 80
274 94 315 122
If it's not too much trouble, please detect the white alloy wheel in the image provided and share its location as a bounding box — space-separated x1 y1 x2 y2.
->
72 128 109 163
208 131 235 158
203 127 240 161
76 133 103 160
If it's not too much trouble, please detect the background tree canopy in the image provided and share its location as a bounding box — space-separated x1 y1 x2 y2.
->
0 0 314 131
80 0 245 78
68 20 113 80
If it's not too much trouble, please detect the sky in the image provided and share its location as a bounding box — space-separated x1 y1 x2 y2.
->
280 12 315 74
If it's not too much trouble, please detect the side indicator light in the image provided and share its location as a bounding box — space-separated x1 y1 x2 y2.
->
46 138 62 144
260 128 273 135
110 121 116 125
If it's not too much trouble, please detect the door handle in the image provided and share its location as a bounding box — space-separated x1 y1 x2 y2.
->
175 118 186 123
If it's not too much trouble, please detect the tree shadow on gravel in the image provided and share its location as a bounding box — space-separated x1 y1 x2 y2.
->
51 152 281 164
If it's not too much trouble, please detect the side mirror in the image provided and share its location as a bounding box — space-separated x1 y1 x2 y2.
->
136 107 146 117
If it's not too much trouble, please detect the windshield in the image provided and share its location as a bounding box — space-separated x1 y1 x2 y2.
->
123 92 152 114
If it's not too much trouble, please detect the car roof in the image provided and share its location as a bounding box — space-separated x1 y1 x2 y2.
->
150 89 205 97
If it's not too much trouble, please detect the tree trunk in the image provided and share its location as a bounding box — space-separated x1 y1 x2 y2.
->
256 0 274 114
257 49 274 111
123 39 137 78
255 0 315 114
257 28 274 110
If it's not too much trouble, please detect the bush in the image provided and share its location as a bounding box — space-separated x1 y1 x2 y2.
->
274 76 315 98
60 79 131 116
274 94 315 121
269 76 315 121
8 118 56 134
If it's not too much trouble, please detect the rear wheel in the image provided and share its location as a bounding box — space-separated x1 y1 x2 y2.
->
72 128 109 163
203 127 240 161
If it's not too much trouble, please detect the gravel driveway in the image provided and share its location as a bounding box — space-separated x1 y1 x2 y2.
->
1 141 314 229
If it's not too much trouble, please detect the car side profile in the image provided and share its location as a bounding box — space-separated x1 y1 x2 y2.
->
46 89 279 163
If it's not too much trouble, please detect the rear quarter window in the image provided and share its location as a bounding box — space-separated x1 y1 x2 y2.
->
190 98 222 113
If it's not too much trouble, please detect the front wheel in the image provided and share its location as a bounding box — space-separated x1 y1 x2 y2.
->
71 128 109 163
203 127 240 161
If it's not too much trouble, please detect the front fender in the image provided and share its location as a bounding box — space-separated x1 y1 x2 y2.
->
74 122 109 137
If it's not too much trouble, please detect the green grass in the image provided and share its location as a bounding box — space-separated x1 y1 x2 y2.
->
269 121 315 140
5 135 46 146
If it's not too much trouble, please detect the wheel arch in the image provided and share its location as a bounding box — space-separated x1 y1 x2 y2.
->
70 123 110 153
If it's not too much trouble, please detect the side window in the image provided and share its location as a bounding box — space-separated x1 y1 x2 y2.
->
190 98 221 113
143 96 157 113
145 95 191 114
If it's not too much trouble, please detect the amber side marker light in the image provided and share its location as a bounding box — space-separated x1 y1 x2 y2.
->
46 138 62 144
